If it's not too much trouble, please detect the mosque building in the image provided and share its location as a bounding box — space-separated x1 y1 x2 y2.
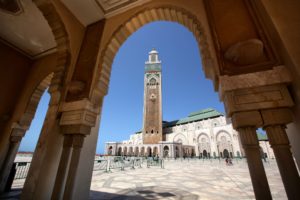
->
105 49 274 159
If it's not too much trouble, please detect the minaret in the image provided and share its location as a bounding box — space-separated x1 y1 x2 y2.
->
142 49 163 144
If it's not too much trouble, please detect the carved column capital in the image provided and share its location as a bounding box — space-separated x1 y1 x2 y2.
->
223 83 293 117
231 111 263 129
219 66 292 100
261 108 293 127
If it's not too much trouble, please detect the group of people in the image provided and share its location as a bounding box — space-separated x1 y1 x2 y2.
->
225 157 233 165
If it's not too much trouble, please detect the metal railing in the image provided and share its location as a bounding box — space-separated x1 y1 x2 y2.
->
14 162 31 179
147 158 164 168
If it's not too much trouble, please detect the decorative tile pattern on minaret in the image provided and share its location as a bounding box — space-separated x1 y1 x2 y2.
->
142 49 163 144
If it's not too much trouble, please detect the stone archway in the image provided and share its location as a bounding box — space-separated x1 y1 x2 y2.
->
20 1 71 199
0 73 53 193
117 147 122 156
163 146 169 158
147 147 152 157
108 146 113 155
93 5 218 101
223 149 229 158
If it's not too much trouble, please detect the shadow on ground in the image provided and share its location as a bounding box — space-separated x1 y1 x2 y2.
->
90 186 199 200
0 189 22 200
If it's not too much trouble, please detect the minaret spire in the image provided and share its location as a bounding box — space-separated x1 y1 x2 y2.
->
142 49 163 144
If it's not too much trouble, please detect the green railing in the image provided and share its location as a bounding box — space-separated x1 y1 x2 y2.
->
147 157 164 168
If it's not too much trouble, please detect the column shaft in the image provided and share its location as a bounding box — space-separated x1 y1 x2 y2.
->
51 135 73 200
0 138 21 192
63 135 85 200
238 127 272 200
265 125 300 200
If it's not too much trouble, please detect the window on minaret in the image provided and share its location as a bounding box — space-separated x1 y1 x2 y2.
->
149 78 156 85
151 54 156 62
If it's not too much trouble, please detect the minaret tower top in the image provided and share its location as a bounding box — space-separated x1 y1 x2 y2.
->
146 48 161 64
142 49 163 144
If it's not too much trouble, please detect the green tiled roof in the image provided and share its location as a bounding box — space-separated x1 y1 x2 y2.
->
164 108 223 127
257 132 268 141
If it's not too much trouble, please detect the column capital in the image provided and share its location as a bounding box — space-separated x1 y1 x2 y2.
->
61 124 91 135
261 108 293 127
231 111 263 129
223 84 294 117
59 99 99 129
219 65 292 100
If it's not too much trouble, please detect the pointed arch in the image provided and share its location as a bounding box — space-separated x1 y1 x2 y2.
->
173 133 188 144
197 132 210 143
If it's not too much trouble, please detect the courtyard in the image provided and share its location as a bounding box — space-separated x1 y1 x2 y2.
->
0 158 288 199
89 159 286 200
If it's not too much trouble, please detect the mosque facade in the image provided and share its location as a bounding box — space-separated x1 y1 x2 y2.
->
105 50 274 159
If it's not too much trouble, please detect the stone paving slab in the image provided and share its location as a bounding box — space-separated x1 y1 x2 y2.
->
90 159 287 200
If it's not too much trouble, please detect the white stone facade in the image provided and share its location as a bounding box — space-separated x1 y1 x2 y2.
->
105 115 274 159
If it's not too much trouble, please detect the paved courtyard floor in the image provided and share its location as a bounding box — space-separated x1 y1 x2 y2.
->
90 159 287 200
2 158 287 200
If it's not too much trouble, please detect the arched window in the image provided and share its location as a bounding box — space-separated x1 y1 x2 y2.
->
149 78 156 85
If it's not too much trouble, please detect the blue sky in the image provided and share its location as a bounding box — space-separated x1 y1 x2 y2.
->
19 21 225 154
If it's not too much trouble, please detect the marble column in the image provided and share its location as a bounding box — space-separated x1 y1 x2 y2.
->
0 134 23 192
238 127 272 200
232 111 272 200
63 134 85 200
262 109 300 199
21 92 62 200
51 135 73 200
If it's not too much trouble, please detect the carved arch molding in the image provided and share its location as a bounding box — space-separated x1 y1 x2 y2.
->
33 0 70 94
94 6 216 102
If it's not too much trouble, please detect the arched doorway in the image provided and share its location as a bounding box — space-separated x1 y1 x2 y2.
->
203 150 208 158
175 146 179 158
147 147 152 157
108 146 113 155
163 146 169 158
223 149 229 158
118 147 122 156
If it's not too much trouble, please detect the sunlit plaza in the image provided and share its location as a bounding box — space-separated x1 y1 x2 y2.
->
90 159 288 200
1 0 300 199
7 157 287 200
